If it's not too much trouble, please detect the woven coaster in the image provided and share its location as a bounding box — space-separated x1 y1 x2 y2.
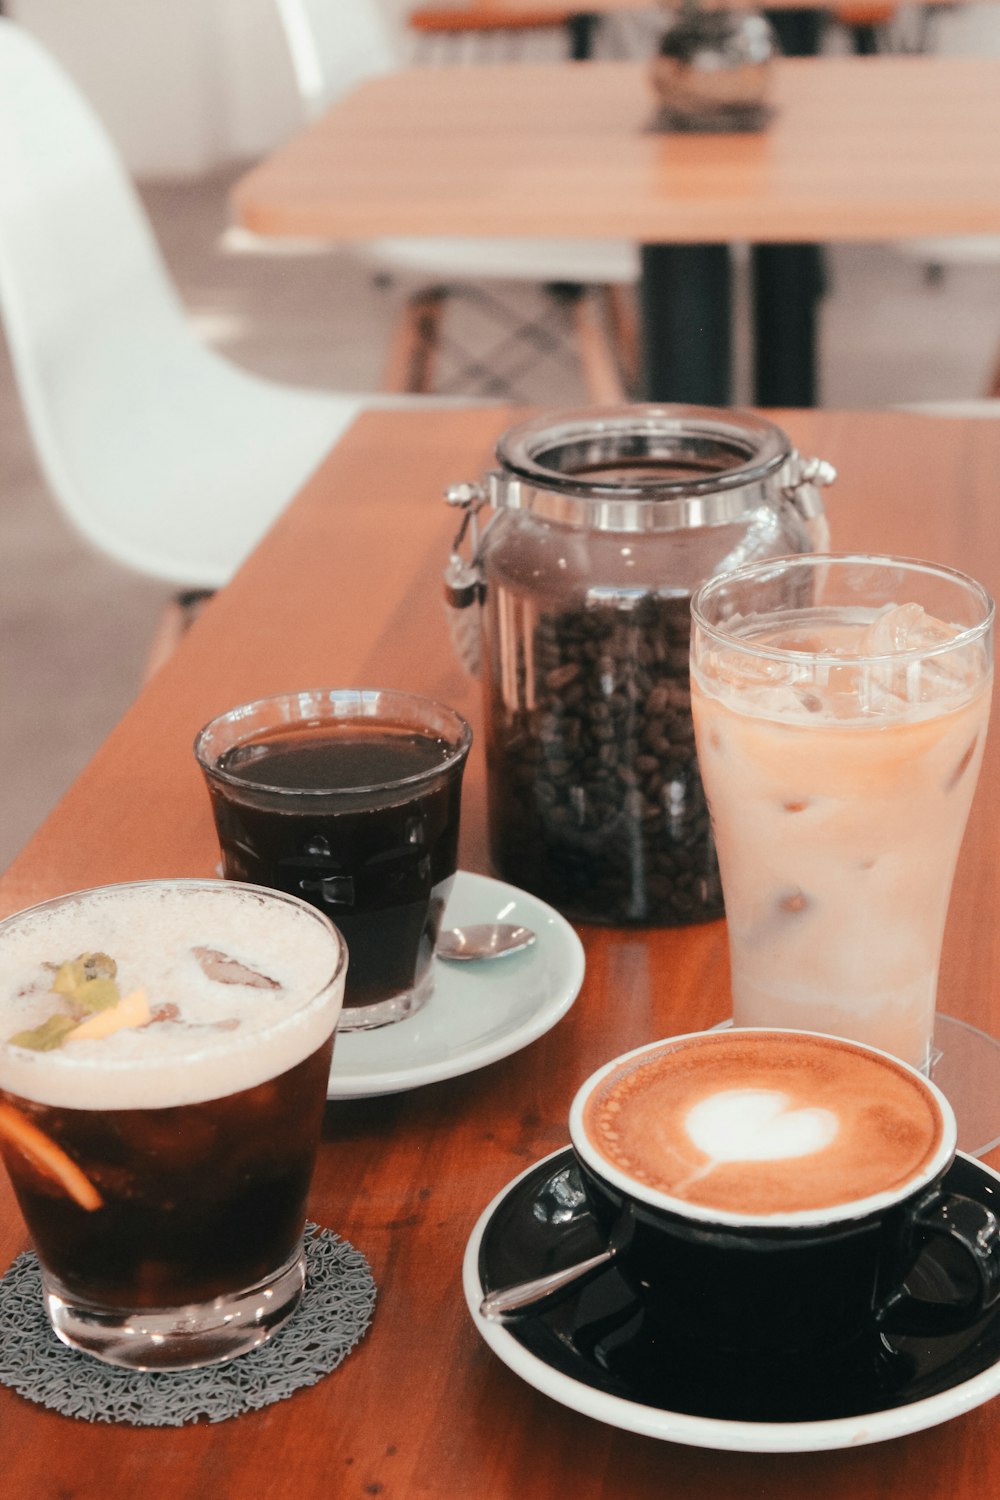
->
0 1224 376 1426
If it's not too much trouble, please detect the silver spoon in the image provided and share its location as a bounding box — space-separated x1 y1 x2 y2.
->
436 923 537 962
479 1247 616 1322
479 1204 635 1323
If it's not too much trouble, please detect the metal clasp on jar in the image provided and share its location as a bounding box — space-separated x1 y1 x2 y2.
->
443 482 491 675
780 453 837 552
443 482 488 610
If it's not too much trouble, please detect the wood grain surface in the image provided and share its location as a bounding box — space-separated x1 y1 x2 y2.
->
408 0 876 26
2 406 1000 1497
232 57 1000 246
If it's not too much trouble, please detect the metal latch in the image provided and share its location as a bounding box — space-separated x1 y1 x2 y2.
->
443 482 488 610
781 453 837 552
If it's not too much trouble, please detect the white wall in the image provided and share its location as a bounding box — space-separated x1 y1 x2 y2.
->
9 0 304 178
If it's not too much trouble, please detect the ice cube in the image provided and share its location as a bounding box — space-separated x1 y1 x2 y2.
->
858 603 962 656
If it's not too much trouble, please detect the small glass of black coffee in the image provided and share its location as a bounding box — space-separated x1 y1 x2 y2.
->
195 689 472 1030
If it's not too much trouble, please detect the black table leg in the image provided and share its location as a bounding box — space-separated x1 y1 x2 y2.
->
764 8 825 56
565 13 599 60
640 244 733 404
751 243 825 407
751 8 827 407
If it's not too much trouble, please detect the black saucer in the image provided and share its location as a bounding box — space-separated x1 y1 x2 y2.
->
468 1148 1000 1448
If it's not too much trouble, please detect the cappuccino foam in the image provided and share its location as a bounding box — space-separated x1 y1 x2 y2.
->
582 1031 944 1217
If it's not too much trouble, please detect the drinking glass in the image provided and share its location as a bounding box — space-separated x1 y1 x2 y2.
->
195 688 472 1031
0 878 346 1369
690 554 994 1095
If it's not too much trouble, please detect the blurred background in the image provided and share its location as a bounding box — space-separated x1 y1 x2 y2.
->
3 0 1000 871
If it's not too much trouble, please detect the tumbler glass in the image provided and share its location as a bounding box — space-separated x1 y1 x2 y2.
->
0 878 345 1369
196 688 471 1030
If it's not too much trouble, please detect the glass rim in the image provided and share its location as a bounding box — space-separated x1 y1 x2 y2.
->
0 877 348 1055
193 687 473 799
690 552 995 667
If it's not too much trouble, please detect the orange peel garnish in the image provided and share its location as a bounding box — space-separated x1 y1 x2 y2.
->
66 987 150 1043
0 1101 102 1211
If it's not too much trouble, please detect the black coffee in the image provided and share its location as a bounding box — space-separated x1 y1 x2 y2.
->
221 728 453 792
209 724 464 1010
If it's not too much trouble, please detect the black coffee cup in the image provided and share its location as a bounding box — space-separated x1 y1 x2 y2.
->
568 1029 1000 1360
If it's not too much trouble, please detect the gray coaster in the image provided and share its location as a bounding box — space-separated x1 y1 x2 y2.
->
0 1224 376 1425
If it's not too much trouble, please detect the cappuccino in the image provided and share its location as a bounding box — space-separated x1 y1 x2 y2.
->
580 1029 946 1220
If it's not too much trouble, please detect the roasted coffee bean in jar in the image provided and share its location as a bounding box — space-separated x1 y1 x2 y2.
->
445 406 835 926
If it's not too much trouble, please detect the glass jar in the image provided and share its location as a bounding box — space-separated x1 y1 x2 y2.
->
445 405 835 927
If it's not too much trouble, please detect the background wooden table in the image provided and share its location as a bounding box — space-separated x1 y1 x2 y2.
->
233 56 1000 408
2 407 1000 1497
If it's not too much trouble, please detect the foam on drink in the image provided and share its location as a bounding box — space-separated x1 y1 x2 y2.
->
0 881 344 1111
581 1030 946 1219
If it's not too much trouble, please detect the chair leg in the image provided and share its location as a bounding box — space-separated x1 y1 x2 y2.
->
604 284 641 395
987 345 1000 400
381 288 449 393
569 288 628 404
142 590 213 682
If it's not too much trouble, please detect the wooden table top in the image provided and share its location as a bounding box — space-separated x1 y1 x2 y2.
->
3 406 1000 1495
410 0 604 29
408 0 878 26
233 56 1000 247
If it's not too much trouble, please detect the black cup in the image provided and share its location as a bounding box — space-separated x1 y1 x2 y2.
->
569 1030 1000 1362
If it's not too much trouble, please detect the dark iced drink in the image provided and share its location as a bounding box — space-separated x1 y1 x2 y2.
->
0 879 345 1369
195 689 471 1030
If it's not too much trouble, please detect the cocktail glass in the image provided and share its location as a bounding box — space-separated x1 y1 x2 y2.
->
690 554 996 1146
0 878 346 1369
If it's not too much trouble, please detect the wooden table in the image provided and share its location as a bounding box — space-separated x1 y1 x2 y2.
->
4 406 1000 1495
409 0 612 59
233 55 1000 409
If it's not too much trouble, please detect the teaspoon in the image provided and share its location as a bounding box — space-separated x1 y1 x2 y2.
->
436 923 537 962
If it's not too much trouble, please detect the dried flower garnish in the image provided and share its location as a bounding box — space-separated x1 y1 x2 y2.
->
8 952 150 1051
193 946 281 990
8 1014 79 1052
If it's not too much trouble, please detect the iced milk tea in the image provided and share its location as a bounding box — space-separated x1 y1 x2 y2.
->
691 556 994 1070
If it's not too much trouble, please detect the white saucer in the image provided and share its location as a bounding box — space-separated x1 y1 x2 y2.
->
327 872 585 1098
463 1147 1000 1453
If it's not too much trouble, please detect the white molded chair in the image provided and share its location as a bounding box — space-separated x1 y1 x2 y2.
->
247 0 640 401
0 17 452 595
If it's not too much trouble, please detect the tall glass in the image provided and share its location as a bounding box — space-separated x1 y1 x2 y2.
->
0 879 346 1369
690 554 994 1073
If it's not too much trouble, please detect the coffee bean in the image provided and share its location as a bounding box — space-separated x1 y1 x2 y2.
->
485 593 723 925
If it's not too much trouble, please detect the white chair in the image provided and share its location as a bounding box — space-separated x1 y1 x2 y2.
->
0 16 452 597
246 0 640 402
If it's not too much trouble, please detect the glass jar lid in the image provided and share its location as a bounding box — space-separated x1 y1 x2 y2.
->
490 404 797 533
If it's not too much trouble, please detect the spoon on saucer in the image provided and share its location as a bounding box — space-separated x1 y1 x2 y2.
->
479 1247 616 1322
436 923 537 963
479 1203 635 1322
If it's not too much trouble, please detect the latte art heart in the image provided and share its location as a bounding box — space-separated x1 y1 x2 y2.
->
581 1032 944 1215
684 1088 839 1165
